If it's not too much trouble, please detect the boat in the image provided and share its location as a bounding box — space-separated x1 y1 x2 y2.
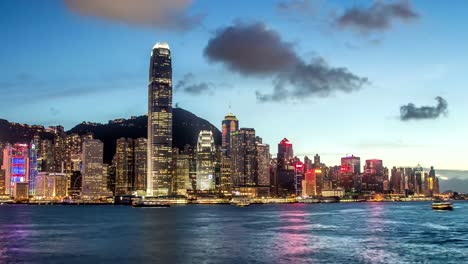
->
321 197 340 203
302 198 321 204
132 201 171 208
234 199 251 207
432 200 453 210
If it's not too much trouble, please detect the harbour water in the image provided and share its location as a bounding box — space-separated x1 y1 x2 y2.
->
0 202 467 263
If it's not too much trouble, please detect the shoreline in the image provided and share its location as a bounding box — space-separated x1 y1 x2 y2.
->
1 199 466 206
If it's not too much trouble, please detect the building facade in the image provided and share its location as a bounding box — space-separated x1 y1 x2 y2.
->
147 42 173 197
222 113 239 154
81 139 110 199
196 130 216 191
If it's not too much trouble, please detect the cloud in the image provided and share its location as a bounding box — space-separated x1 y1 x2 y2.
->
277 0 315 15
175 73 215 96
336 0 419 32
400 96 448 121
63 0 202 31
204 22 368 102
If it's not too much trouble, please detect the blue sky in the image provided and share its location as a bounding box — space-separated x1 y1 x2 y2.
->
2 0 468 172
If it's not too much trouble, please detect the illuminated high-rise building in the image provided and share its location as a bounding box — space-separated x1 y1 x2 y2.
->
222 113 239 153
133 138 147 194
115 138 134 195
256 140 270 186
173 150 190 196
196 130 216 191
35 172 67 199
29 140 38 196
302 169 317 197
147 42 173 197
82 139 110 199
414 165 424 195
231 128 256 187
341 155 361 174
276 138 295 196
39 139 54 172
53 126 66 173
2 143 29 196
220 155 232 195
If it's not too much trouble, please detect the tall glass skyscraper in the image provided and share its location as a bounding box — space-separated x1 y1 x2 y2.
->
196 130 216 191
147 42 173 197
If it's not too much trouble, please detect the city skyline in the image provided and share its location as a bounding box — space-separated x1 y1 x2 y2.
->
1 1 468 171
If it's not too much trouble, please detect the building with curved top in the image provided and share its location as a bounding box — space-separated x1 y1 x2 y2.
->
222 112 239 154
147 42 173 197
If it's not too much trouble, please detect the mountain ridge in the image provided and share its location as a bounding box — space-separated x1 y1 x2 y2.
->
0 107 221 164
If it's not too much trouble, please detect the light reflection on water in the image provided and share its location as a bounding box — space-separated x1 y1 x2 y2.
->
0 202 467 263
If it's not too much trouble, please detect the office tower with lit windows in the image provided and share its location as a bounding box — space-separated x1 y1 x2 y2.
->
53 126 66 173
256 140 270 187
222 113 239 154
39 139 54 172
363 159 384 192
302 169 317 197
341 155 361 174
147 42 173 197
220 155 232 195
230 128 257 187
115 138 135 195
294 160 304 196
82 139 110 199
414 165 424 195
2 143 29 197
35 172 67 199
29 140 38 196
196 130 216 191
133 138 147 194
276 138 295 196
173 150 190 196
0 169 5 194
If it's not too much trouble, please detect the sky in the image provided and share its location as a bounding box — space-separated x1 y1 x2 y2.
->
2 0 468 175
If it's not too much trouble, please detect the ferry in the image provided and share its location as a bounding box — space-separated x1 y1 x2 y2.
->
301 198 321 204
321 197 340 203
432 200 453 210
132 201 171 208
234 199 251 207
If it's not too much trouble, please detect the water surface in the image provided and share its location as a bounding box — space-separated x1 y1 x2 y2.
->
0 202 467 263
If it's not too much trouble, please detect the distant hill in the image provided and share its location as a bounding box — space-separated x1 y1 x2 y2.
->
0 108 221 164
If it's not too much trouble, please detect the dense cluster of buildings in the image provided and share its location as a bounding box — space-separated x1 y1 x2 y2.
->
0 42 441 201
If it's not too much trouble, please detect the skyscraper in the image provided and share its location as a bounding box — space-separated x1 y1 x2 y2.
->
147 42 173 197
231 128 257 187
222 113 239 153
133 138 147 194
81 139 110 199
256 141 270 186
2 143 29 196
341 155 361 174
276 138 295 196
196 130 216 191
115 138 134 195
29 141 38 196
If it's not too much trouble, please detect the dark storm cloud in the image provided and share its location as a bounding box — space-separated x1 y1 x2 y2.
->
336 0 419 32
64 0 202 31
175 73 214 96
400 96 448 121
204 22 368 102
